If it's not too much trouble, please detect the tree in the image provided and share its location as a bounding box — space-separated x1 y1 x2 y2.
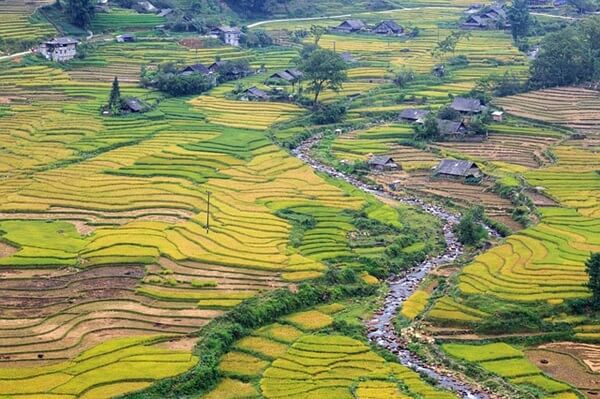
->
432 31 470 60
108 76 121 114
310 25 327 45
455 207 488 246
298 49 348 104
586 252 600 310
508 0 532 42
66 0 95 29
529 27 593 88
413 112 439 141
393 67 415 88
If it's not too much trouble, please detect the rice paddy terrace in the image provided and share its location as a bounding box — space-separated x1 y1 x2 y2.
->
0 1 599 398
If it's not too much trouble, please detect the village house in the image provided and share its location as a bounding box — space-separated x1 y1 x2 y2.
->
333 19 367 33
180 63 211 75
433 159 482 180
450 97 485 114
437 119 468 138
158 8 173 17
38 37 78 62
209 61 252 80
368 155 400 171
210 26 241 47
242 86 270 101
373 20 404 36
267 69 303 84
492 110 504 122
461 5 509 29
116 34 136 43
399 108 430 123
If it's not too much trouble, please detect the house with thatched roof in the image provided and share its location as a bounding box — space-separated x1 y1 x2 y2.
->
368 155 400 171
373 20 404 35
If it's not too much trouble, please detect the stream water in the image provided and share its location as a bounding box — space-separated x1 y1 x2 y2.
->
292 132 489 399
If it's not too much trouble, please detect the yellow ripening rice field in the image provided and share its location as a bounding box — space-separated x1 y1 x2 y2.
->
0 335 197 399
0 54 368 385
0 0 54 45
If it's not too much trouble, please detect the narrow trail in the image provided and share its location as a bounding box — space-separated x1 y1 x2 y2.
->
0 50 31 61
292 131 491 399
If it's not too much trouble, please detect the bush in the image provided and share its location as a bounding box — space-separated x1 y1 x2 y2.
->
455 207 488 247
311 102 347 125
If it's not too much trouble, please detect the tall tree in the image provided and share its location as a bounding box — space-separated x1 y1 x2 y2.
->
108 76 121 113
310 25 327 45
298 49 347 104
66 0 95 29
530 27 593 88
508 0 531 42
586 252 600 310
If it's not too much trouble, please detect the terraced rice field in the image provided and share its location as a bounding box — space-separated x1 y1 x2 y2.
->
526 342 600 397
0 0 54 46
496 87 600 134
444 343 576 397
202 304 458 399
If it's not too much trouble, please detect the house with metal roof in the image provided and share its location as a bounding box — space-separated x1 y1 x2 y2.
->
122 98 145 113
180 63 211 75
373 20 404 35
368 155 400 171
437 119 468 136
450 97 485 113
399 109 430 122
433 160 482 179
242 87 270 101
334 20 367 33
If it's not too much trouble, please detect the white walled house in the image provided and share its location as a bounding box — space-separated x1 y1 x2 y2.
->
38 37 78 62
209 26 241 47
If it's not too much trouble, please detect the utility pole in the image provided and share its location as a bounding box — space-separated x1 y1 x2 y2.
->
206 191 212 234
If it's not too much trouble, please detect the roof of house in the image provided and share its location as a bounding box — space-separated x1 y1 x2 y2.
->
245 86 269 99
487 6 507 18
212 26 241 34
338 19 366 30
270 69 303 81
137 1 157 11
158 8 173 16
437 119 466 135
373 20 404 33
124 98 144 112
45 37 78 45
117 33 135 39
434 160 480 176
181 63 210 74
368 155 396 166
399 109 429 120
451 97 484 113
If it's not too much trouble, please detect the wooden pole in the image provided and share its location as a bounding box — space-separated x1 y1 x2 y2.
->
206 191 212 233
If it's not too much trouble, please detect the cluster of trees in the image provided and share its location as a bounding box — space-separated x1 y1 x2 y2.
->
530 16 600 88
62 0 95 29
140 64 215 96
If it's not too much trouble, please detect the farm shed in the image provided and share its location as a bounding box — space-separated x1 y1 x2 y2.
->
492 110 504 122
334 20 366 33
433 160 482 180
122 98 144 113
116 34 136 42
450 97 485 113
399 109 429 122
368 156 400 171
373 20 404 35
242 87 270 101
